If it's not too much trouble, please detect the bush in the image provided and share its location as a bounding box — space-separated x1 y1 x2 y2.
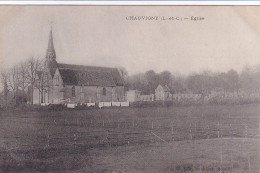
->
47 104 67 111
130 101 173 108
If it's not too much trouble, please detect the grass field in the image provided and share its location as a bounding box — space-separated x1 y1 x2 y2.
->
0 104 260 172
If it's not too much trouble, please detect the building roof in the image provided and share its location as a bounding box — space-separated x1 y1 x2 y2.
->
58 63 124 86
157 84 170 92
162 85 170 92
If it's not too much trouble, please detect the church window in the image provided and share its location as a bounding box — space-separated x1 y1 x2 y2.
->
103 88 106 96
72 86 75 97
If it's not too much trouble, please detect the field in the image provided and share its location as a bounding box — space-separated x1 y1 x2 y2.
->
0 104 260 172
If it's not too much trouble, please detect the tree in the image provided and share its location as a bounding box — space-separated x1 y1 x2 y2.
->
0 69 9 108
159 71 172 87
117 67 129 89
7 65 20 104
226 69 240 95
144 70 159 94
18 61 29 101
171 75 187 93
26 57 42 104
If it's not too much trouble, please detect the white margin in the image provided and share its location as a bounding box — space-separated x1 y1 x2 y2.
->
0 1 260 6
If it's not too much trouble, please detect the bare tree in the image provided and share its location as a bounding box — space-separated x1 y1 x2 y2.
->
7 65 20 104
0 69 9 108
18 61 29 101
37 61 52 104
26 57 43 104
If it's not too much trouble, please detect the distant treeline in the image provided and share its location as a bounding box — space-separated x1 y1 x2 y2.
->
122 65 260 96
1 56 260 108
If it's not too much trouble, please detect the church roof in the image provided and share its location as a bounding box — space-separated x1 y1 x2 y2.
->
57 63 124 86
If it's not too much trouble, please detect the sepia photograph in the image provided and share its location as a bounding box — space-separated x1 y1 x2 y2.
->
0 5 260 172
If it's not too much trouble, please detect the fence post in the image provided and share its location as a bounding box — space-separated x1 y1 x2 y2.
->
207 124 210 139
171 121 174 135
103 120 104 127
47 134 50 148
248 155 251 172
74 134 77 146
190 123 192 140
218 121 220 138
245 124 248 142
118 120 120 129
220 123 223 173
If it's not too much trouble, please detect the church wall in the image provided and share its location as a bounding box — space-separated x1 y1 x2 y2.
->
52 85 65 104
97 86 113 102
61 85 123 103
84 86 98 103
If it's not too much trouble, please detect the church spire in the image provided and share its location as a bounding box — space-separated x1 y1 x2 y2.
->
46 25 56 62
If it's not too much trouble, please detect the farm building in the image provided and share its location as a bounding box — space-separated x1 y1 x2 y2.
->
155 84 172 101
126 90 141 102
32 28 125 104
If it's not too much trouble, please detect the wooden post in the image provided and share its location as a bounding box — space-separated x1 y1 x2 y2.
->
257 140 260 173
118 120 119 128
190 123 192 140
103 120 104 127
47 134 50 148
74 134 77 146
220 124 223 173
171 121 174 135
248 155 251 172
218 121 220 138
245 124 248 141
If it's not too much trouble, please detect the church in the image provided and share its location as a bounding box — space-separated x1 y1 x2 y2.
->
32 28 125 104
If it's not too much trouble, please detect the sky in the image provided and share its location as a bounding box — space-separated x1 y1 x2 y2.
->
1 6 260 76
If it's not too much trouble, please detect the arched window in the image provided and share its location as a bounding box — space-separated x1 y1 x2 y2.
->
103 88 106 96
72 86 75 97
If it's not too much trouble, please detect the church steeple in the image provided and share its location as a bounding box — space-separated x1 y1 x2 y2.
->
45 25 58 78
46 25 56 62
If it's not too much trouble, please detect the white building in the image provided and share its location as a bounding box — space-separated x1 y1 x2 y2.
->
126 90 141 102
155 84 172 101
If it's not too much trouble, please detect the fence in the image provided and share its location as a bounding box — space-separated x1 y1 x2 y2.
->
1 112 259 172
